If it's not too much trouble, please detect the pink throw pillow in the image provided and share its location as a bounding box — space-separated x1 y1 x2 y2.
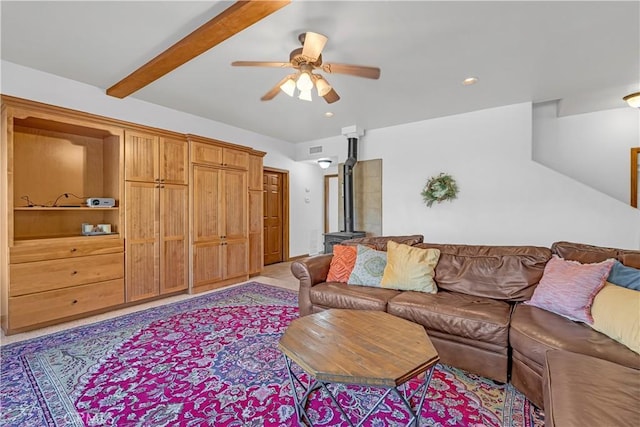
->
525 255 615 324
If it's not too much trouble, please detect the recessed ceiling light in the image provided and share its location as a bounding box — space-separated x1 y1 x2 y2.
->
462 77 479 86
324 112 334 118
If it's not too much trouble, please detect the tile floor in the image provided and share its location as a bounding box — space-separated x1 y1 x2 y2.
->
0 261 298 346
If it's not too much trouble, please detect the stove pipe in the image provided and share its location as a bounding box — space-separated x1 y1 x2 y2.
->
343 137 358 233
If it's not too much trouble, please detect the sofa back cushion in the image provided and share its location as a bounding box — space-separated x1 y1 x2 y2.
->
341 235 424 251
552 241 640 269
414 243 552 301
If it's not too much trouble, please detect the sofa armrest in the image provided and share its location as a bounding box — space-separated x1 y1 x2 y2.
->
291 254 333 316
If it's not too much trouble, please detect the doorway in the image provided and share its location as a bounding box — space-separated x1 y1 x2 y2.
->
263 168 289 265
324 174 339 233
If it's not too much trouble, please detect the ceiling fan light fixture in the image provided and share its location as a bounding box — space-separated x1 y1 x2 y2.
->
315 77 332 97
299 89 313 101
280 78 296 97
317 158 332 169
296 72 314 92
623 92 640 108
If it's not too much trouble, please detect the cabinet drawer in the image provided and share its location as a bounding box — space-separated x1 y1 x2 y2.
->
10 238 124 263
10 253 124 296
8 279 125 331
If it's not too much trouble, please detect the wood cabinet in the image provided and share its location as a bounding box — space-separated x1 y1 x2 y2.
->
124 130 188 302
0 96 264 335
1 96 126 334
248 151 265 275
192 164 248 291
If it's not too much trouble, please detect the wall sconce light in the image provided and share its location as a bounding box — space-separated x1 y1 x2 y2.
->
623 92 640 108
317 158 332 169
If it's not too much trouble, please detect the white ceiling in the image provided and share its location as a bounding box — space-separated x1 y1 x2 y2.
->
2 1 639 143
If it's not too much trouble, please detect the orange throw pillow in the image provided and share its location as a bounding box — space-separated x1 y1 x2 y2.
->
327 245 358 282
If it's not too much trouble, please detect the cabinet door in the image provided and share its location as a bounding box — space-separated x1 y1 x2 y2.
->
125 131 158 182
160 184 188 294
191 141 222 166
225 239 248 279
193 165 223 242
248 155 263 190
193 242 223 287
248 189 263 274
223 169 247 241
160 136 188 185
125 181 159 301
223 148 249 170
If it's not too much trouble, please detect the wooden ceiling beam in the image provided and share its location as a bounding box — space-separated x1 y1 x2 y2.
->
106 0 290 98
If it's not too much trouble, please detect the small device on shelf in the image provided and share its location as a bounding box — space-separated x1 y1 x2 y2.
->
82 223 113 236
86 198 115 207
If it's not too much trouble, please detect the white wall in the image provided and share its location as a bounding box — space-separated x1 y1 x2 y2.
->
1 60 321 257
533 100 640 204
299 103 640 249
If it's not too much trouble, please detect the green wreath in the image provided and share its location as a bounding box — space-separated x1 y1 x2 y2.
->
421 173 459 207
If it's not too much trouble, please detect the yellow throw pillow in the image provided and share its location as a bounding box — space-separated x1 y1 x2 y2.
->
380 241 440 293
591 282 640 354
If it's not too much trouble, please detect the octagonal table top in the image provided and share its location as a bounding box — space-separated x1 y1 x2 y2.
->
278 309 439 387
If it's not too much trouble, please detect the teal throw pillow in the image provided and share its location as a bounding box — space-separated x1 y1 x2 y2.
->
608 260 640 291
348 245 387 287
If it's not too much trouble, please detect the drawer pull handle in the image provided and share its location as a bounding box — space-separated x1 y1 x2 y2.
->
70 248 77 252
72 299 78 304
71 270 78 275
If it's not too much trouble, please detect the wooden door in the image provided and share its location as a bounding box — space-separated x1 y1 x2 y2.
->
125 181 159 301
263 170 284 265
225 240 248 279
125 130 158 182
160 183 188 294
160 136 188 185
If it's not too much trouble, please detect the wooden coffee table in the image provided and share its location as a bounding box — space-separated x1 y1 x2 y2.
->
278 309 439 427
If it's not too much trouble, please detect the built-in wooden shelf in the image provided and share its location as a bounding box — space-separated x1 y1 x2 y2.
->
14 207 118 211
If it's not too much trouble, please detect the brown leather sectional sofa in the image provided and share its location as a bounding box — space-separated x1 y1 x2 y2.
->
291 235 640 421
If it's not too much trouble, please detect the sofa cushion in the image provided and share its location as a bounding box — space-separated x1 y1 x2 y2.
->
510 304 640 372
543 350 640 427
414 243 551 301
525 255 614 324
380 241 440 293
387 290 512 346
341 235 424 251
309 282 400 311
591 282 640 354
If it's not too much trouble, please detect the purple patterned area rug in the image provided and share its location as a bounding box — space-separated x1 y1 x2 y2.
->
1 282 544 426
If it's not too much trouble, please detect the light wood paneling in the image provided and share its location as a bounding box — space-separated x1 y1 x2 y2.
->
248 155 263 190
225 239 248 279
222 148 249 170
192 141 223 166
248 189 263 274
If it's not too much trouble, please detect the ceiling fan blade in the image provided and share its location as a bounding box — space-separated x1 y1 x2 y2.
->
232 61 292 68
322 63 381 79
301 31 328 62
322 88 340 104
107 0 291 98
261 75 294 101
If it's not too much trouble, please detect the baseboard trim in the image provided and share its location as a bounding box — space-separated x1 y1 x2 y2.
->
287 254 310 262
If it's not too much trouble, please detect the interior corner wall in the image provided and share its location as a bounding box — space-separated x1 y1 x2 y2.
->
301 102 640 249
0 60 319 258
532 100 640 204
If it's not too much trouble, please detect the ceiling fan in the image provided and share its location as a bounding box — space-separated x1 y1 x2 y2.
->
232 32 381 104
